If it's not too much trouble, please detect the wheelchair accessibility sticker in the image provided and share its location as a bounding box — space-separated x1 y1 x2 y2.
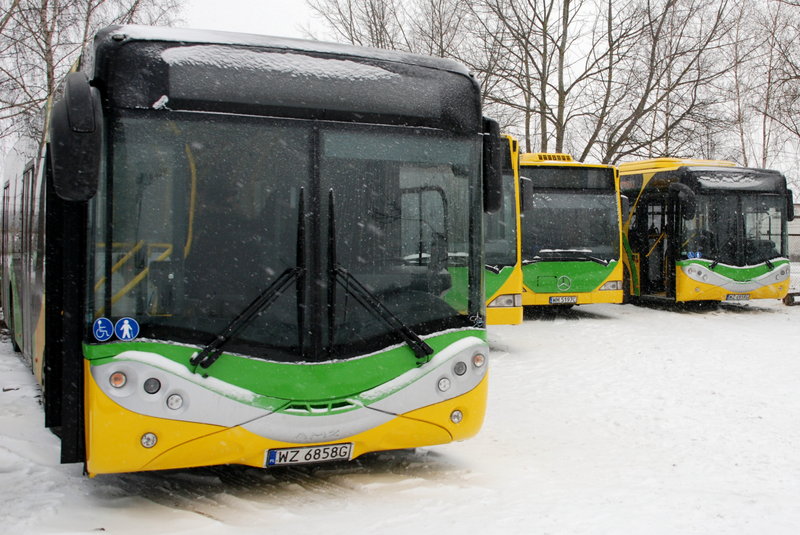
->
92 318 113 342
93 317 140 342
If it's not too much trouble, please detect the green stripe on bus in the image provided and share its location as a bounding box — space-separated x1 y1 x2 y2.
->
522 260 619 293
485 265 514 300
83 329 485 403
676 258 789 282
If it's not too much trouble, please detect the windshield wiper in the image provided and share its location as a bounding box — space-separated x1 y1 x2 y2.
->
327 190 434 365
581 254 610 266
192 189 308 370
191 266 304 369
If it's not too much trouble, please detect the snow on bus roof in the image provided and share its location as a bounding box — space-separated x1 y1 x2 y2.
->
162 45 399 82
98 25 472 77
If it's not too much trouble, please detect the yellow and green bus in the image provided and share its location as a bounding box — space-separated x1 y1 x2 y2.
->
2 25 503 475
518 153 624 307
618 158 794 303
485 135 523 324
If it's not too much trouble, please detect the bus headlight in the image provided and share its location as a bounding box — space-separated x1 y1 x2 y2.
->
487 294 522 307
472 353 486 368
599 281 622 291
450 410 463 424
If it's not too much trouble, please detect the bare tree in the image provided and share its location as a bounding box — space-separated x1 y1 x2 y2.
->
0 0 21 33
0 0 183 148
305 0 800 168
588 0 735 163
408 0 467 57
721 0 792 168
306 0 411 49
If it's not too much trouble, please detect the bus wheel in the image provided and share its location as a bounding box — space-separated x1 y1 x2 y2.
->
784 294 795 306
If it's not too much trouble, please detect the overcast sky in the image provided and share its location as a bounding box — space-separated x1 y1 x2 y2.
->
181 0 320 39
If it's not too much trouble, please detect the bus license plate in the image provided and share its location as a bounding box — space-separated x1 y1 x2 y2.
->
266 443 353 467
550 296 578 304
726 294 750 301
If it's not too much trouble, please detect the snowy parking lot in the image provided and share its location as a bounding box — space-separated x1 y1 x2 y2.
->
2 299 800 534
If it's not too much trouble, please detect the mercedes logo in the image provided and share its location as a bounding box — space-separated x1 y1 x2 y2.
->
557 275 572 292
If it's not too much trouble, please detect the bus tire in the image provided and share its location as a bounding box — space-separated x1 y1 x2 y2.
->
784 294 795 306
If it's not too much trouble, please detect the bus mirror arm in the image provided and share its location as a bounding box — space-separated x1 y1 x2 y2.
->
620 194 630 222
49 72 102 202
482 117 503 213
669 182 696 220
788 190 795 222
519 177 533 212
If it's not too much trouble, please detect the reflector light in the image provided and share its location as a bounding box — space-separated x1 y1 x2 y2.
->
109 372 127 388
141 433 157 448
472 353 486 368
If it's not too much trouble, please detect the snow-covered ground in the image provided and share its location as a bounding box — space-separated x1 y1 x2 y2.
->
3 299 800 534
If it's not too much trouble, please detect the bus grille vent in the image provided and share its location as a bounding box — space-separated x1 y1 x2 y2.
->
533 152 574 162
284 400 358 414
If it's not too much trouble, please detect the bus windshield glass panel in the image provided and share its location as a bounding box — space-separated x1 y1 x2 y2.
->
680 192 786 265
320 128 480 356
90 113 480 362
484 169 517 267
521 190 620 262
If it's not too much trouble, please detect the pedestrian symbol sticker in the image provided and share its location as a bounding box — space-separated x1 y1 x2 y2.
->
93 318 114 342
115 317 140 341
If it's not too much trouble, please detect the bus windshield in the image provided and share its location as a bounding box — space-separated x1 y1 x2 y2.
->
90 112 481 362
521 190 620 262
680 192 787 266
484 170 517 267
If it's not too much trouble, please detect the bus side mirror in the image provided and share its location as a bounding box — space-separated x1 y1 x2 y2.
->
482 117 503 213
519 176 533 212
669 182 695 220
620 194 630 223
49 72 102 202
788 190 795 221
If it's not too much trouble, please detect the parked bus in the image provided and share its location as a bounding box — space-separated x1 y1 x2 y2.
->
1 25 504 475
618 158 794 303
485 135 523 324
517 153 624 307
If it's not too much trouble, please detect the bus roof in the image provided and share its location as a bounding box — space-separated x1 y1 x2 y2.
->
618 157 736 174
618 158 789 194
519 152 613 169
89 25 472 78
84 25 481 133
